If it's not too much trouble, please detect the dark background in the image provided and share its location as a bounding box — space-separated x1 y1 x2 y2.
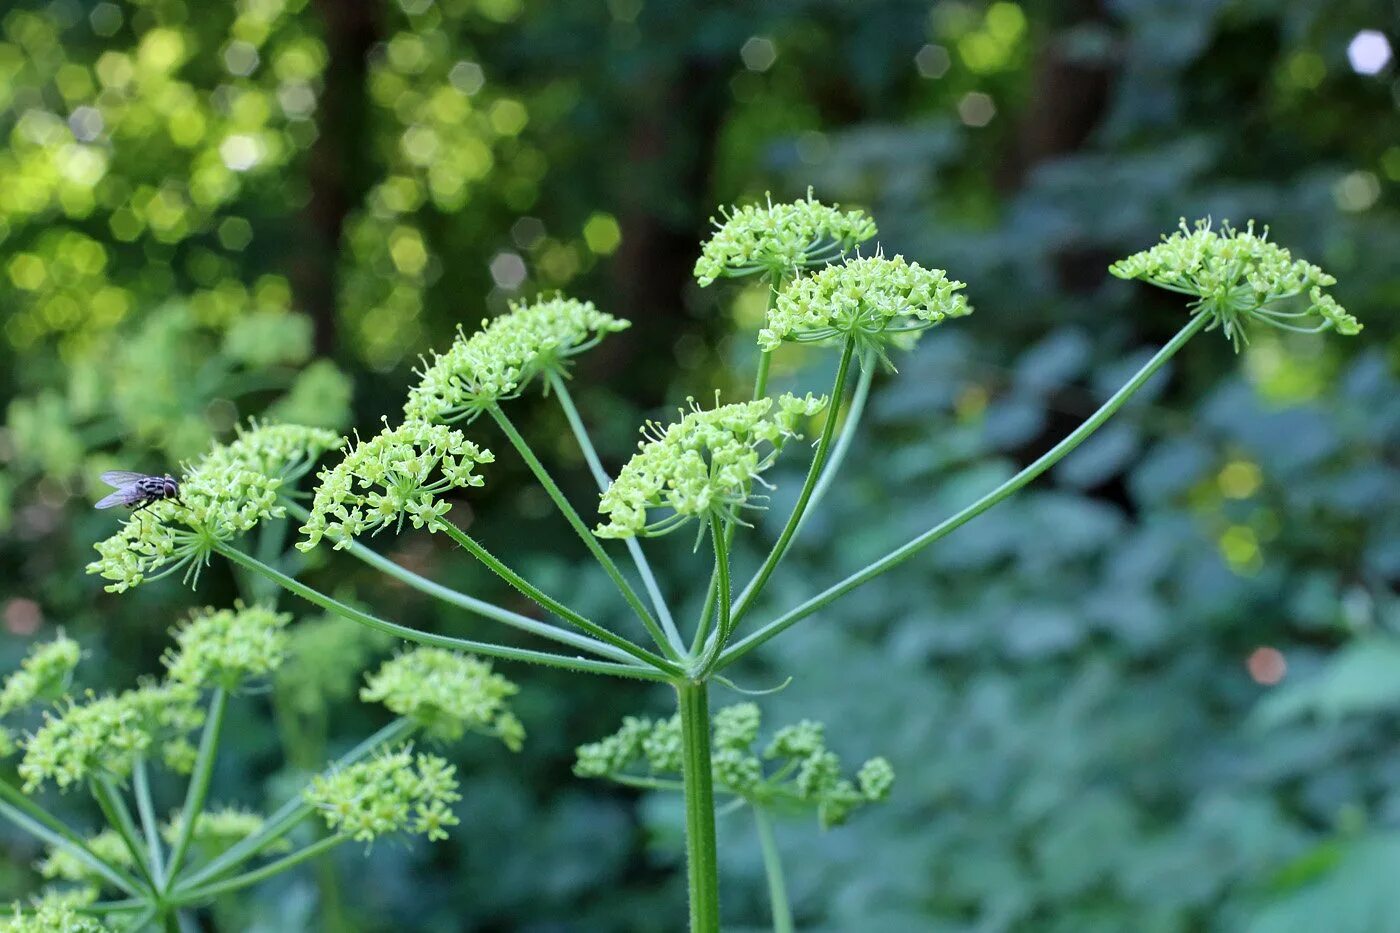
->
0 0 1397 929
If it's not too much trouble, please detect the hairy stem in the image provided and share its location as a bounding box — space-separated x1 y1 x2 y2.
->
718 315 1209 669
753 806 794 933
435 519 682 675
547 372 686 655
215 544 672 682
729 335 857 630
677 680 721 933
488 405 676 657
282 501 617 659
165 687 227 886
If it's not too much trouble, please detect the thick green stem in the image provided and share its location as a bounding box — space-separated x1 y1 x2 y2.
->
171 834 345 905
718 315 1209 669
282 501 618 660
753 806 794 933
547 372 686 655
729 336 857 630
435 520 682 675
677 680 721 933
132 757 167 890
488 405 676 657
0 782 145 897
215 544 671 682
176 719 414 892
165 687 227 886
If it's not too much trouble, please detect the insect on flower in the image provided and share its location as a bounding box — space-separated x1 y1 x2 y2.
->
94 470 181 512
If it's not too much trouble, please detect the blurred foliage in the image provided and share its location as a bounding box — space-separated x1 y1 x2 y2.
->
0 0 1397 930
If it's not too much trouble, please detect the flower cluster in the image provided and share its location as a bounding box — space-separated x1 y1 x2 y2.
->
306 746 461 843
595 394 829 539
764 254 972 358
86 422 343 592
162 604 291 690
161 807 287 861
36 830 131 885
360 649 524 749
575 703 894 829
298 420 493 549
694 190 878 286
0 900 109 933
1109 218 1362 347
404 296 630 423
19 682 204 791
0 635 80 718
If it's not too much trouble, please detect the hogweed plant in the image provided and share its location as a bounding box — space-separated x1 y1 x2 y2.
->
83 200 1359 930
0 609 521 931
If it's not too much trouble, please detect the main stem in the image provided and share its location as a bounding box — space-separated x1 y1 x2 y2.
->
677 680 720 933
753 807 794 933
718 314 1210 669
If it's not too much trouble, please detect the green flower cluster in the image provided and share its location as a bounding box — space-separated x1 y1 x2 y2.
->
19 683 204 792
36 830 131 885
0 635 80 717
694 190 878 286
162 604 291 689
298 420 493 550
360 649 524 749
595 393 829 539
764 254 972 358
1109 218 1362 347
306 746 461 843
160 807 288 861
86 422 342 592
575 703 894 829
0 899 108 933
404 296 630 424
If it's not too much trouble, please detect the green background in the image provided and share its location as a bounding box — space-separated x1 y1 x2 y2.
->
1 0 1397 929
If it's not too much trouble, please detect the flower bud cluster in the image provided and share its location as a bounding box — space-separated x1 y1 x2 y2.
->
36 829 131 885
19 682 204 791
764 254 972 357
161 807 287 861
86 422 342 592
162 604 291 690
404 296 630 424
0 635 80 718
298 420 493 549
360 649 524 749
1109 218 1361 347
306 745 461 843
694 190 877 286
595 393 828 539
575 703 894 829
0 899 109 932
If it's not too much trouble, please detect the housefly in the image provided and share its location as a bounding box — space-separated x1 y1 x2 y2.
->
94 471 181 513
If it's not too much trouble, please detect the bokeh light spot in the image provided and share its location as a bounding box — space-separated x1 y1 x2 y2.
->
958 91 996 126
915 44 951 79
583 213 622 255
1247 646 1286 686
741 37 777 72
1347 30 1392 75
490 252 527 290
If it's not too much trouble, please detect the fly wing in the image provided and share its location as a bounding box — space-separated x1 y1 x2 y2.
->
100 470 149 487
94 486 143 509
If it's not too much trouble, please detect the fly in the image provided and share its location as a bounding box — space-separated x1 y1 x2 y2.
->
94 471 181 513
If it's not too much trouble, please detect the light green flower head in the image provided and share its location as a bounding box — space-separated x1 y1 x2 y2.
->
0 634 80 718
163 604 291 690
86 422 343 592
161 807 289 861
595 393 829 540
306 745 461 843
361 648 524 749
404 295 630 424
1109 218 1361 348
0 900 109 933
694 189 878 286
37 829 132 885
19 682 204 792
764 254 972 361
576 703 893 829
298 419 493 550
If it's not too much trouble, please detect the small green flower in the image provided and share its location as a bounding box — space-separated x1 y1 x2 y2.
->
162 604 291 690
37 830 132 885
19 682 204 792
0 898 109 932
360 649 524 749
404 295 630 424
298 420 493 550
763 254 972 360
694 190 877 286
596 393 828 539
86 422 342 592
1109 218 1362 348
0 634 80 717
306 745 461 843
161 807 290 861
